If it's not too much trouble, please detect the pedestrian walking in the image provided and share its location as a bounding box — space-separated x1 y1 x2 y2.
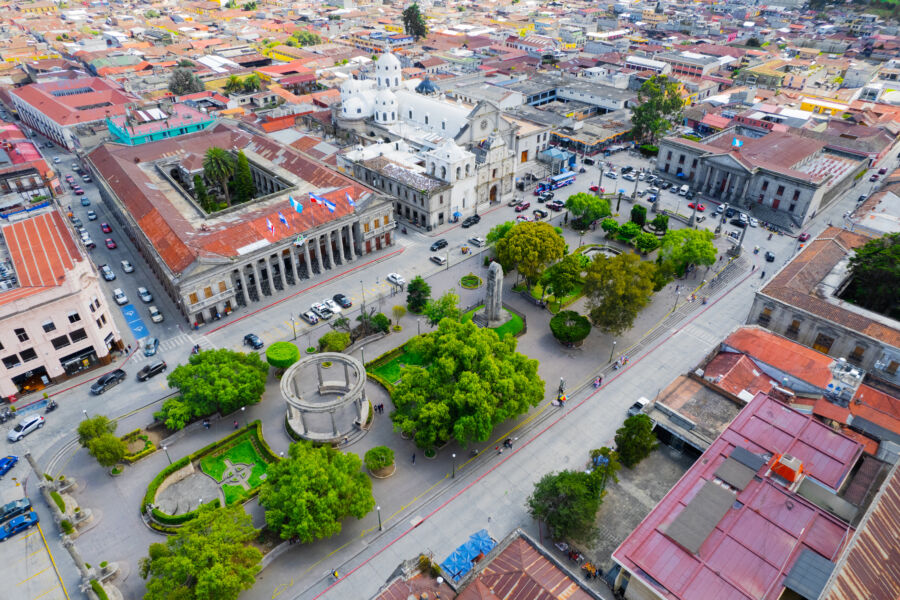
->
203 419 210 429
411 453 416 464
233 420 239 429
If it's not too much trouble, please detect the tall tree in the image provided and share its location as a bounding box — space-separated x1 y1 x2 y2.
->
87 433 127 467
259 441 375 542
293 31 321 46
168 68 204 95
77 414 116 446
242 73 261 93
402 3 428 41
565 192 611 229
391 319 543 449
615 414 658 468
406 275 431 313
223 75 244 95
140 503 261 600
496 221 566 287
846 232 900 316
527 469 603 544
193 174 212 212
656 228 717 282
486 220 515 245
158 349 268 430
583 252 656 335
630 75 683 145
423 290 460 326
541 253 582 299
203 147 235 206
233 150 255 204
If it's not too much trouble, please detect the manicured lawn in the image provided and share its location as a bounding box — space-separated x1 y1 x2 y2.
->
222 484 248 505
200 439 267 482
461 306 525 338
370 347 426 384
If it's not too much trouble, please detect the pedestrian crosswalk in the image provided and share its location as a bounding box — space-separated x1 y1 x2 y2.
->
130 332 217 364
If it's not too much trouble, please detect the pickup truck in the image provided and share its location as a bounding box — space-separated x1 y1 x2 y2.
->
627 397 650 417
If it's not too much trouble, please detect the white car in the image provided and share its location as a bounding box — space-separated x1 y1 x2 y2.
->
310 302 333 319
300 310 319 325
8 415 44 442
623 173 636 181
137 287 153 303
113 288 127 305
748 217 759 228
323 298 342 314
148 305 164 323
121 260 134 273
387 273 405 286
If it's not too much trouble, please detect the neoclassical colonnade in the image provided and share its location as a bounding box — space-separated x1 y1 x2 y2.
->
696 163 753 205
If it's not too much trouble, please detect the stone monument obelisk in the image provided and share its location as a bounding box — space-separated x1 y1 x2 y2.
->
474 262 511 328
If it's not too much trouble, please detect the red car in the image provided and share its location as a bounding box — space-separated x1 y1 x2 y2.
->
105 238 117 249
687 202 705 212
589 185 600 192
100 222 112 233
515 202 531 212
798 232 810 242
870 174 879 182
73 187 84 195
878 167 887 174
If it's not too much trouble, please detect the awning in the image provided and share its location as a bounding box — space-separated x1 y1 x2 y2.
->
453 211 462 218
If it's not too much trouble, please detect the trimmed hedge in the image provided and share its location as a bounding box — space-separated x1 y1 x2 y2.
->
50 490 65 513
142 455 191 514
122 429 156 463
266 342 300 369
364 446 395 471
90 580 110 600
151 498 221 526
549 310 592 344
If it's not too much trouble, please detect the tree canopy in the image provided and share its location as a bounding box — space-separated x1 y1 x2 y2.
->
486 220 516 245
541 254 582 299
423 290 461 326
140 503 261 600
565 192 611 228
203 147 235 206
496 221 566 286
630 75 683 144
406 275 431 313
258 441 374 542
168 68 204 96
158 349 268 430
391 319 544 449
656 228 717 281
845 232 900 317
583 252 657 335
223 75 244 95
77 414 116 445
402 3 428 40
233 150 255 204
549 310 591 344
615 414 658 468
292 31 321 46
77 415 126 468
265 342 300 369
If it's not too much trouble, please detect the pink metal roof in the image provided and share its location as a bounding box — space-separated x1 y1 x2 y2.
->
612 393 862 600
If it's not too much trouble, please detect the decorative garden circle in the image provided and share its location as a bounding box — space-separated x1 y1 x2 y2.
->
460 273 483 289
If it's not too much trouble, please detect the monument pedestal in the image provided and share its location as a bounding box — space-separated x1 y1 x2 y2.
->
473 262 510 329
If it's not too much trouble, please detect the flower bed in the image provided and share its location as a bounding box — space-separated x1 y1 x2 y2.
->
121 429 156 463
460 273 483 289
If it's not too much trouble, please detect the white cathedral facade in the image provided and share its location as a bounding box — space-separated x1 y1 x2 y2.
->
334 53 515 230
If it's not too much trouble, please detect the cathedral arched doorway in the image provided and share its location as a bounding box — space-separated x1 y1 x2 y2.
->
490 185 498 203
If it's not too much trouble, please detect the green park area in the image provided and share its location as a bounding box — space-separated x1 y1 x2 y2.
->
461 306 525 338
200 437 270 505
369 345 426 386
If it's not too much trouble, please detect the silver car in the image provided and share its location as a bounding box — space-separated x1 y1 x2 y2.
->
8 415 44 442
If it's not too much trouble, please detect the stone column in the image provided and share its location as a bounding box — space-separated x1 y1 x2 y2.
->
314 236 324 272
274 254 286 289
253 261 264 297
705 168 717 194
295 410 307 435
303 241 313 277
721 172 732 199
316 363 323 386
343 362 350 387
288 248 299 284
741 177 752 203
325 231 335 268
336 229 346 264
237 267 249 305
348 225 357 260
330 410 338 436
702 165 712 193
731 176 745 203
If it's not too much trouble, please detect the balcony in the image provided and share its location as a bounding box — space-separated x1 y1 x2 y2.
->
189 288 234 311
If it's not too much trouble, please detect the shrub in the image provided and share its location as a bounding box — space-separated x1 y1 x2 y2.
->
266 341 300 369
635 232 660 253
100 561 108 568
639 144 659 156
601 218 619 236
44 473 53 482
392 305 406 323
631 205 647 226
60 520 73 534
372 313 391 333
364 446 395 471
650 214 669 233
549 310 592 344
91 580 110 600
318 331 350 352
50 490 65 513
618 222 641 240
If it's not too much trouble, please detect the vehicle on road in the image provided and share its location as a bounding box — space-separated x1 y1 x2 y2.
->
243 333 264 349
100 223 112 233
870 174 879 182
798 232 810 242
137 287 152 303
623 173 636 181
715 203 726 214
533 209 548 219
300 311 319 325
878 167 887 175
679 185 690 196
725 207 736 218
546 199 565 211
508 197 522 207
113 288 127 305
0 511 39 542
137 360 167 382
548 170 576 190
121 260 134 273
469 236 486 247
100 264 115 281
0 455 17 478
749 217 759 228
0 498 31 524
90 369 126 395
627 397 649 417
332 293 352 309
765 251 776 262
687 203 705 212
538 192 554 203
142 337 159 357
82 175 92 183
605 171 617 179
7 415 44 442
86 210 97 221
621 166 634 174
515 201 531 212
430 255 448 265
730 218 748 228
323 298 342 314
105 238 117 249
461 215 480 228
515 214 532 222
80 197 90 206
430 239 448 251
147 305 163 323
659 182 670 190
387 273 405 286
52 156 61 164
589 185 600 192
310 302 333 319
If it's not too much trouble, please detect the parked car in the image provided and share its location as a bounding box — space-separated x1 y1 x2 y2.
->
113 288 127 305
121 260 134 273
310 303 333 319
82 175 92 183
515 214 532 222
685 191 695 200
515 201 531 212
461 215 480 228
715 204 726 214
137 360 167 382
623 173 636 181
323 298 342 314
870 174 879 182
627 397 649 417
589 185 600 192
52 156 61 164
430 239 448 251
86 210 97 221
659 181 670 190
687 203 705 212
142 337 159 357
798 232 811 242
533 209 548 219
0 498 31 524
387 272 405 286
538 192 554 203
100 264 116 281
7 415 44 442
243 333 264 349
725 207 736 218
730 218 748 228
300 310 319 325
878 167 887 174
546 199 565 211
765 251 776 262
430 255 448 265
137 287 152 303
0 455 18 478
332 293 352 308
147 305 164 323
105 238 117 249
507 197 522 207
621 165 634 174
749 217 759 228
605 171 617 179
0 511 39 542
469 236 486 247
80 197 90 206
72 216 83 227
100 222 112 233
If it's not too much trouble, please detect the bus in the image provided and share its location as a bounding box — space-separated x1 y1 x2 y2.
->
549 171 576 190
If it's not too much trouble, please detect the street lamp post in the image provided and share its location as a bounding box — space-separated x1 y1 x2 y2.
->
673 290 681 311
417 319 421 336
360 280 366 311
82 409 88 420
452 453 457 478
290 316 296 341
241 406 246 426
376 505 382 531
163 445 172 465
609 340 616 363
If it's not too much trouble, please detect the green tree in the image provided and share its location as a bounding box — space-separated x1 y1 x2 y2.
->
496 221 566 287
293 31 321 46
486 220 515 245
601 218 619 236
527 469 603 544
177 59 194 68
846 232 900 316
144 9 160 17
618 222 641 240
87 433 127 468
391 319 543 449
584 252 657 335
565 192 611 228
392 304 407 324
233 150 255 204
650 213 669 233
168 68 204 96
77 415 116 446
548 310 591 345
406 275 431 313
158 349 268 430
423 290 460 326
615 414 658 468
258 441 375 542
223 75 244 95
631 204 647 226
364 446 394 471
242 73 261 93
746 37 761 47
265 342 300 369
193 175 212 212
140 503 261 600
630 75 683 144
635 232 659 253
402 2 429 40
656 228 717 281
203 147 235 206
318 331 351 352
589 446 622 496
541 253 582 299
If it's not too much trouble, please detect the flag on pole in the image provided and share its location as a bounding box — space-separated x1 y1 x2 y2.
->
345 192 356 207
323 199 336 213
309 192 328 205
289 195 303 214
731 137 743 148
266 218 275 235
278 211 288 227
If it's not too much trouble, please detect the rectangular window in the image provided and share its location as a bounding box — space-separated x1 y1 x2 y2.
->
384 213 390 223
691 158 698 168
666 151 672 160
20 348 37 362
363 223 370 233
42 320 56 333
219 281 227 293
51 335 71 350
776 185 785 196
792 189 800 201
758 307 772 325
786 319 801 337
70 328 87 343
101 314 107 325
887 360 899 375
2 354 20 369
14 328 28 342
813 333 835 354
204 287 213 299
96 319 102 329
848 345 865 363
68 311 80 324
189 292 199 305
678 155 685 164
762 180 769 191
521 150 528 163
374 218 380 228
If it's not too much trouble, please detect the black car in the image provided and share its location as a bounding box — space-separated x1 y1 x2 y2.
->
685 191 695 200
533 209 548 219
243 333 264 349
538 192 554 203
621 165 633 174
725 208 736 218
546 199 565 211
765 251 776 262
730 218 748 228
90 369 126 395
332 293 352 309
430 239 448 251
137 361 167 382
461 214 480 228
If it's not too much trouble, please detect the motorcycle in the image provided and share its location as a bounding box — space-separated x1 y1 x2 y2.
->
578 167 586 173
191 344 200 355
401 226 407 234
767 233 773 240
45 400 58 413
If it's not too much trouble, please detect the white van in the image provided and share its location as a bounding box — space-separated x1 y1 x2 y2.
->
679 184 690 196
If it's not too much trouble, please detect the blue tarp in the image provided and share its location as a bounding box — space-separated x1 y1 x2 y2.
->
440 549 470 580
469 529 495 554
440 529 497 581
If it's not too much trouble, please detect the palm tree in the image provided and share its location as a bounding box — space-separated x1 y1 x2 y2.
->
223 75 243 95
203 147 235 206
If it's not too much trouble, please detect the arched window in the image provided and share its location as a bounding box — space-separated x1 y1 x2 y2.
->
392 111 395 120
456 167 461 179
465 164 470 176
425 115 429 125
382 112 387 121
441 166 447 179
394 77 398 87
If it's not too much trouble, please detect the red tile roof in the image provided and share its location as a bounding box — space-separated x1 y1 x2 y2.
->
723 328 836 390
704 352 776 398
0 210 82 306
613 393 862 600
851 384 900 434
10 77 138 126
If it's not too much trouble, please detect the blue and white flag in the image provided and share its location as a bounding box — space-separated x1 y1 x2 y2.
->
278 211 288 227
732 137 743 148
323 199 336 213
309 192 328 205
345 192 356 207
266 218 275 235
289 195 303 214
